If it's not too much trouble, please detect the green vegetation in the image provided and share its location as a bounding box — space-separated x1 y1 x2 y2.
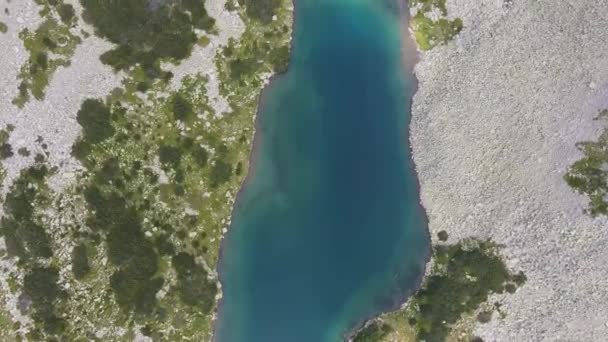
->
0 21 7 33
76 99 115 143
17 147 31 157
565 112 608 216
71 243 90 280
239 0 282 23
1 164 53 261
0 291 18 342
0 162 70 339
411 13 462 50
411 0 448 16
0 0 293 338
408 239 524 341
172 252 217 310
0 126 15 185
409 0 462 50
13 0 81 107
353 322 394 342
80 0 214 79
353 239 525 342
23 266 66 335
0 127 13 160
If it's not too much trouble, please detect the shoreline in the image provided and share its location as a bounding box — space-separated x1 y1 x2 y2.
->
212 0 297 338
344 0 433 340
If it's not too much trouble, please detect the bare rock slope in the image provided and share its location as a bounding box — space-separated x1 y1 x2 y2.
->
411 0 608 340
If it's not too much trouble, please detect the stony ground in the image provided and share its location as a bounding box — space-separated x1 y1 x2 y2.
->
411 0 608 340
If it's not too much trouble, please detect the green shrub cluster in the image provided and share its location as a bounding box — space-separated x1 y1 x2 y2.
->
353 239 525 342
411 13 462 51
0 163 68 336
71 243 91 280
239 0 282 23
565 120 608 216
407 239 525 341
80 0 214 78
171 94 194 122
23 266 67 335
72 99 116 164
84 184 163 315
76 99 115 144
1 165 53 261
171 253 217 312
210 146 233 187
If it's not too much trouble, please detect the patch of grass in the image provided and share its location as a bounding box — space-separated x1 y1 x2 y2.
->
13 16 81 107
565 121 608 216
353 321 394 342
411 13 462 51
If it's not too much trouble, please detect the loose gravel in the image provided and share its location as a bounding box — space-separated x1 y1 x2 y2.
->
410 0 608 340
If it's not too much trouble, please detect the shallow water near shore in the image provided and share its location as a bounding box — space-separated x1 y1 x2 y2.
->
215 0 429 341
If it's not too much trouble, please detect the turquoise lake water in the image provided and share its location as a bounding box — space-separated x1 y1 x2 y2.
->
216 0 429 341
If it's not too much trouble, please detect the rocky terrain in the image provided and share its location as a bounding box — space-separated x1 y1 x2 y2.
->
411 0 608 340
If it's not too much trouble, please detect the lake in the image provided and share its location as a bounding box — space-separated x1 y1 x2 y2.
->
215 0 429 340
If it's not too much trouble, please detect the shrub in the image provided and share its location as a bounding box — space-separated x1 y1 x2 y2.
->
0 143 13 159
171 252 217 312
241 0 281 23
57 4 75 24
270 45 290 73
72 243 91 280
171 94 194 122
76 99 115 144
210 159 232 187
23 266 66 333
158 145 182 167
191 146 209 167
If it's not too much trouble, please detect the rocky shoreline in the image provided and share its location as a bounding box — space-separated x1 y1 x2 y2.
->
411 0 608 340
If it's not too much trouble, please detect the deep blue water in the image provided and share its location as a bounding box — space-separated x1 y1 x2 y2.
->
216 0 429 341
